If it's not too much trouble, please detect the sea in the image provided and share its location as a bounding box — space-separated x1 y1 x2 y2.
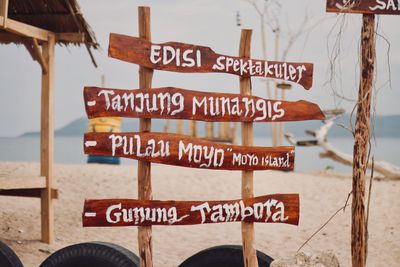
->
0 136 398 173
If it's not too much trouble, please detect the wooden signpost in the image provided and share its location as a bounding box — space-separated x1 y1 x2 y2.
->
327 0 400 15
84 86 324 122
84 132 295 171
83 194 300 227
108 33 314 90
82 6 322 267
327 1 398 267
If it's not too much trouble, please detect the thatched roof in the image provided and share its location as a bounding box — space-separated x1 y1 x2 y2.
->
1 0 98 48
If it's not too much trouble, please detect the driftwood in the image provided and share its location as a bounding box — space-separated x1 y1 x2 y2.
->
285 116 400 179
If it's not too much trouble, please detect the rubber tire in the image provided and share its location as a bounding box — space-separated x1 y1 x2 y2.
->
0 240 24 267
39 242 139 267
179 245 273 267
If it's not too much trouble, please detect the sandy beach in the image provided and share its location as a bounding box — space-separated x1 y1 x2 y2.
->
0 161 399 267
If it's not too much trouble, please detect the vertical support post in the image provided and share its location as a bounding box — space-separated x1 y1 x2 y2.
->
176 120 183 134
0 0 8 27
219 122 229 140
239 29 258 267
189 121 197 137
352 14 375 267
137 6 154 267
272 29 280 146
40 34 54 244
206 122 214 139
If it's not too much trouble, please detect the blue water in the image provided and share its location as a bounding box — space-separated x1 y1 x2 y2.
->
0 136 398 173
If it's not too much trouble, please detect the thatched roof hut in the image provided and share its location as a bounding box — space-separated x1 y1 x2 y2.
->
0 0 99 65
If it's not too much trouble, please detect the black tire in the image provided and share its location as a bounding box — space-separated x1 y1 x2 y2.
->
179 245 273 267
0 240 24 267
39 242 139 267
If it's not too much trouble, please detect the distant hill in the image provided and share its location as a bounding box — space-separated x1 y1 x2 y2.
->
21 114 400 138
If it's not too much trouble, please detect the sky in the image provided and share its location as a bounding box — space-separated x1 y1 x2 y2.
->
0 0 399 137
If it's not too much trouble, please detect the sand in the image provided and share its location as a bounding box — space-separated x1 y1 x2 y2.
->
0 161 399 266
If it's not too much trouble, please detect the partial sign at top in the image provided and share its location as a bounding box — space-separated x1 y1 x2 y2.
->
108 33 314 90
327 0 400 15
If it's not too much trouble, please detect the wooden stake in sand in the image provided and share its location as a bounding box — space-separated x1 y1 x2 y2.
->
137 6 154 267
325 1 395 266
239 29 258 267
351 14 375 267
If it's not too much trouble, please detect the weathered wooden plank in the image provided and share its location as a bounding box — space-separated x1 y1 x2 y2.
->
82 194 300 227
108 33 314 90
84 132 295 171
84 87 325 122
327 0 400 15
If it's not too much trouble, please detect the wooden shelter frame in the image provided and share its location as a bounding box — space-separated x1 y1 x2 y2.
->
0 0 96 244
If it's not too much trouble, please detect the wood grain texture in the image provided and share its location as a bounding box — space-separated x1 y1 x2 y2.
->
84 86 325 122
82 194 300 227
239 29 258 267
84 132 295 171
137 6 153 267
352 14 375 267
108 33 314 90
327 0 400 15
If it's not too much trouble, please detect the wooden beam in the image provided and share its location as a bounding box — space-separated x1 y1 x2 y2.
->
0 0 8 27
239 29 258 267
137 6 154 267
40 34 55 244
0 175 46 190
3 18 51 41
0 188 58 199
32 38 48 73
56 32 85 43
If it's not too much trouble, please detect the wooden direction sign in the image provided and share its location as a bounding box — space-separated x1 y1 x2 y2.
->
84 86 325 122
83 194 300 227
84 132 295 171
327 0 400 15
108 33 314 90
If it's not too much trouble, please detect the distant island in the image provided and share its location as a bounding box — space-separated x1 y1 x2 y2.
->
20 114 400 138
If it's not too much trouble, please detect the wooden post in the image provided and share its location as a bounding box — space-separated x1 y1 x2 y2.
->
176 120 183 134
206 122 214 139
40 33 55 244
239 29 258 267
352 14 375 267
219 122 229 140
272 28 280 146
189 120 197 137
137 6 154 267
0 0 8 27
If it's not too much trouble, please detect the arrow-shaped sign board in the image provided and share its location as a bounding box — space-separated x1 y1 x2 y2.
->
327 0 400 15
84 132 295 171
83 194 300 227
84 87 325 122
108 33 314 90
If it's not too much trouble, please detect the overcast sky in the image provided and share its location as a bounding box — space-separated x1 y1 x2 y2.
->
0 0 399 137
